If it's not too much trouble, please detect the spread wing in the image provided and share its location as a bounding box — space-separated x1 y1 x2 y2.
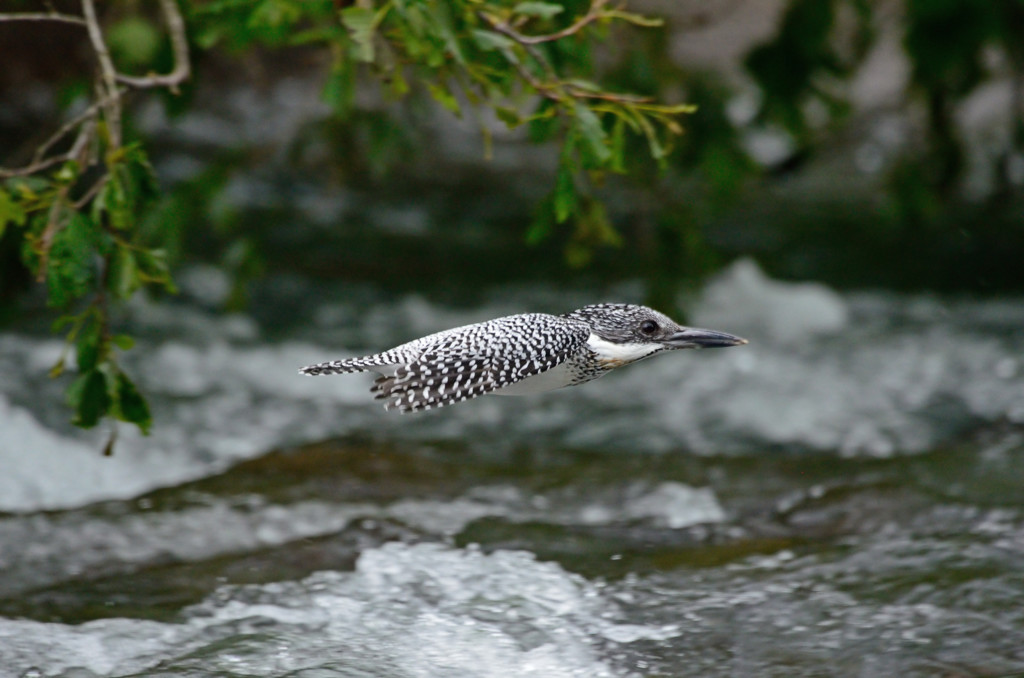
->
372 354 496 412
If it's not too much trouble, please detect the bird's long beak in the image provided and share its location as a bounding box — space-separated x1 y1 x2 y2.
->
661 327 748 349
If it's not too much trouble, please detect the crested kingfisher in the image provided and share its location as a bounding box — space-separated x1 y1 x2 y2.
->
299 303 747 412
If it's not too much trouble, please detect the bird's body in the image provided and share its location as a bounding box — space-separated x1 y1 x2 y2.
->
300 303 746 412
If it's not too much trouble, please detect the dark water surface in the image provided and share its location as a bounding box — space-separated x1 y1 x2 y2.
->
1 267 1023 677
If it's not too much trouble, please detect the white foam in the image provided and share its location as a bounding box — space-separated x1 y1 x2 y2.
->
0 543 661 677
622 482 726 528
0 395 179 512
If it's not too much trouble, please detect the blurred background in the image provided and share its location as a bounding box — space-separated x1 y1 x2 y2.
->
1 1 1023 677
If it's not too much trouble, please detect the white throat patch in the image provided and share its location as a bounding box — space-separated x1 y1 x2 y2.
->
586 333 664 368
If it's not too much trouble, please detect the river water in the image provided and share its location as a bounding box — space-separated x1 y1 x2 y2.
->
1 261 1023 677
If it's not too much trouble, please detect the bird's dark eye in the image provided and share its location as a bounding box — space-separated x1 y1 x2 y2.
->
639 319 659 335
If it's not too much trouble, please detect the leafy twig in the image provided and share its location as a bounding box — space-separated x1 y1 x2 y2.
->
36 185 70 283
0 2 188 444
479 3 657 107
0 96 108 178
486 0 610 45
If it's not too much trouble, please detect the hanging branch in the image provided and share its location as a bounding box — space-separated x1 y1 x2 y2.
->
0 1 189 446
0 0 191 177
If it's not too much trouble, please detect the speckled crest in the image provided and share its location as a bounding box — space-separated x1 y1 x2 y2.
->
562 303 680 343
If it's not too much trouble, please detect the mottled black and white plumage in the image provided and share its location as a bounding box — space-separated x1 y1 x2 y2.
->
299 303 747 412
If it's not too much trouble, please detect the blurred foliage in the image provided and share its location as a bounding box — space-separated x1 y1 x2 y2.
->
749 0 1024 204
0 0 190 447
2 0 1024 443
187 0 695 264
0 0 693 442
746 0 870 142
0 144 172 443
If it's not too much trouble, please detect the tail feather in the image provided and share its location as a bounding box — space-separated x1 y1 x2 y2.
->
299 347 412 376
298 359 372 376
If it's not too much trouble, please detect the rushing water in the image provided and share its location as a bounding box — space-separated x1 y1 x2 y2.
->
1 261 1023 677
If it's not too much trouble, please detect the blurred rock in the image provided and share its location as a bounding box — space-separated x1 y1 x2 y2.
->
690 258 849 343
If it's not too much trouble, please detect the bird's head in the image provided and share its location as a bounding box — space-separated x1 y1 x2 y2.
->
564 304 747 366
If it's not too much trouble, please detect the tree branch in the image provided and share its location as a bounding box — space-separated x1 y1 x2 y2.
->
81 0 122 148
36 184 71 283
479 1 654 107
0 11 86 26
114 0 191 91
0 0 190 177
485 0 610 45
0 2 191 91
0 90 126 178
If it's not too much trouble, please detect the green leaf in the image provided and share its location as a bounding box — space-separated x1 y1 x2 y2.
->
113 370 152 434
495 106 522 128
605 10 664 27
573 103 612 165
136 248 178 293
95 172 128 230
46 212 99 307
564 79 604 93
513 2 565 20
121 144 159 204
54 161 79 184
425 3 464 65
112 334 135 351
68 369 110 429
109 247 140 301
634 111 668 165
341 6 377 62
472 29 516 53
610 116 626 173
49 355 66 379
51 314 76 333
554 161 577 224
526 196 554 244
322 58 355 114
528 100 558 142
246 0 304 43
287 26 343 46
0 188 27 240
647 103 699 115
427 82 462 115
95 147 157 232
386 66 409 98
75 316 103 372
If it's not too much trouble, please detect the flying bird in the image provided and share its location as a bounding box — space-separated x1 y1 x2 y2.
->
299 303 747 412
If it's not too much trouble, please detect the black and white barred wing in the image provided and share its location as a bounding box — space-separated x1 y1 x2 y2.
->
373 314 592 412
301 313 591 413
371 353 494 412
